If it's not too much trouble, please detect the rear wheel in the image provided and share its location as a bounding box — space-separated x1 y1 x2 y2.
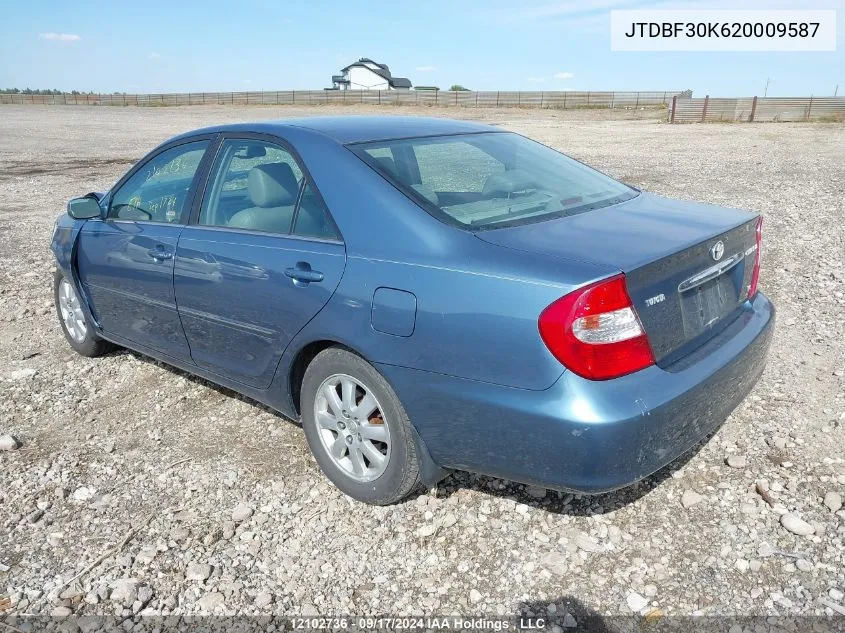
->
301 347 420 504
54 272 112 357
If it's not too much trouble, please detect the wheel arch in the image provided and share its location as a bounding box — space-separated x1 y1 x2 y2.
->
286 338 450 488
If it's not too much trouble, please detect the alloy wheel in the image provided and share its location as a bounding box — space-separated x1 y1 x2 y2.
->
58 278 88 343
313 373 391 482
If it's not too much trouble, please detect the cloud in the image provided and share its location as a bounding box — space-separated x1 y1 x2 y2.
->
39 32 80 42
416 65 437 72
527 77 546 82
554 72 576 80
148 52 161 60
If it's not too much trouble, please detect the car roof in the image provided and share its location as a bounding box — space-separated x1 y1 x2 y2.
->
169 116 502 146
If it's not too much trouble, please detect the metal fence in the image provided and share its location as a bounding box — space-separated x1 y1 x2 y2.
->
670 96 845 123
0 90 680 109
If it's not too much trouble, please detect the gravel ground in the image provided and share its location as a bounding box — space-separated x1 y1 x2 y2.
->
0 105 843 629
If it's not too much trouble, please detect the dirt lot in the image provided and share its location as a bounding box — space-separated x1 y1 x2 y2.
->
0 104 843 628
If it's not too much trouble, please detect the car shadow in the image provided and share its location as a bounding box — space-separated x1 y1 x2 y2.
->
110 347 708 516
419 437 706 517
517 596 612 632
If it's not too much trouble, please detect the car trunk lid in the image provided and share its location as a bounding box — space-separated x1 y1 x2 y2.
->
476 192 760 366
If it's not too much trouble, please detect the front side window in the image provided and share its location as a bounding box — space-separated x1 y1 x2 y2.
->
355 132 636 230
108 141 209 222
199 139 337 239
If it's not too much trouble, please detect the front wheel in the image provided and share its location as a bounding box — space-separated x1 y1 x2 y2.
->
301 348 420 504
54 272 113 357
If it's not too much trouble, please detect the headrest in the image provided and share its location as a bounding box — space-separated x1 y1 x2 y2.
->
248 163 298 208
482 169 539 197
411 183 439 206
374 156 397 176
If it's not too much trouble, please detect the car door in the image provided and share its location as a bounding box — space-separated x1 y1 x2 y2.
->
76 138 213 360
173 135 346 388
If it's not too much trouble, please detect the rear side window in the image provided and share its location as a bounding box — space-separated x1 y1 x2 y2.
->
353 132 636 230
199 139 338 240
108 141 209 223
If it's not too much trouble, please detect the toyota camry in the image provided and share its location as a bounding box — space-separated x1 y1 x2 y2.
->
51 116 774 504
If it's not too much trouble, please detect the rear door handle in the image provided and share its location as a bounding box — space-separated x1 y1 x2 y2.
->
147 246 173 261
285 263 324 284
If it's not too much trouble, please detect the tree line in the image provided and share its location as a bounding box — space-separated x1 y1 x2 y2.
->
1 88 128 95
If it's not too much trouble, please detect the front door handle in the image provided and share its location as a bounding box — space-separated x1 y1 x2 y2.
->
284 262 324 285
147 247 173 262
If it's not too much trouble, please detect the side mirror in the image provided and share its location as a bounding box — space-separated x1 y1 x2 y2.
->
67 195 102 220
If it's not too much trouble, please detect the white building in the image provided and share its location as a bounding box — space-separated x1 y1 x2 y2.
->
331 58 412 91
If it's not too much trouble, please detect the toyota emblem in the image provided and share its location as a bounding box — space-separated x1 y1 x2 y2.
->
710 240 725 261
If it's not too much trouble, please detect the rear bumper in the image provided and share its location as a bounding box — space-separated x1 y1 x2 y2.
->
378 292 775 494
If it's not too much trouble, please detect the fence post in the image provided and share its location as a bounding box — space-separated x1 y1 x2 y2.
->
807 95 813 121
610 92 614 109
670 95 677 122
455 91 458 105
292 90 295 104
749 96 758 122
564 91 567 109
701 95 709 122
587 91 590 105
635 92 639 109
540 92 544 108
517 91 521 106
496 91 499 107
476 92 479 107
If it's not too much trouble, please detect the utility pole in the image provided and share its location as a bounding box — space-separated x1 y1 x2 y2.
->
835 84 839 97
763 77 770 97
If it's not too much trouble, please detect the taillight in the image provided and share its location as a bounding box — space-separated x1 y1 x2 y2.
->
538 274 655 381
747 216 763 299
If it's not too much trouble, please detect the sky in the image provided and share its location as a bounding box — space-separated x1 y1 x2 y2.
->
1 0 842 97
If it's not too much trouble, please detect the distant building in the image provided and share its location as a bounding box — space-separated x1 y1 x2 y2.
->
330 58 412 91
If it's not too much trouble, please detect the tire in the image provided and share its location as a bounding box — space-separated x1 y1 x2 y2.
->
54 271 113 358
301 347 420 504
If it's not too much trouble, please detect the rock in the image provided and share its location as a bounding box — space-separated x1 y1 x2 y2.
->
829 588 844 602
440 513 458 529
562 613 577 628
626 591 649 612
110 580 138 607
823 491 842 512
8 368 37 381
27 509 44 523
796 558 813 572
72 486 96 502
735 559 749 572
197 592 225 611
416 524 437 538
541 551 568 576
186 563 212 581
254 592 273 608
725 455 747 469
681 490 703 508
50 606 72 617
135 546 157 565
469 589 482 603
525 485 547 499
137 586 153 604
574 532 600 553
231 503 254 522
222 521 236 540
749 559 762 572
0 434 21 451
78 616 104 633
781 513 815 536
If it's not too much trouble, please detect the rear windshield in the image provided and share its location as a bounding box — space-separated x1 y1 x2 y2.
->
351 132 636 230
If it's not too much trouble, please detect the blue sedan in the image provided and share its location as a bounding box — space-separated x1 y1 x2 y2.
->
51 116 774 504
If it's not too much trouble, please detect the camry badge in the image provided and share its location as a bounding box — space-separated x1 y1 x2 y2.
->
710 240 725 261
